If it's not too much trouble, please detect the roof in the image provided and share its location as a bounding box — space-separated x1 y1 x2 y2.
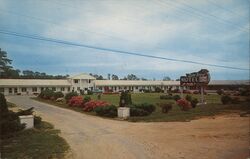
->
209 80 249 85
0 79 71 87
95 80 180 86
95 80 250 86
69 73 96 80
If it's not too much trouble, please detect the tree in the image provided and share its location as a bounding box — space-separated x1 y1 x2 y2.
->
0 48 20 78
127 74 139 80
111 74 119 80
107 73 111 80
0 48 12 70
163 76 171 81
141 78 147 81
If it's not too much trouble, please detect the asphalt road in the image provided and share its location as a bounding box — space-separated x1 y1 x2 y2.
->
7 96 249 159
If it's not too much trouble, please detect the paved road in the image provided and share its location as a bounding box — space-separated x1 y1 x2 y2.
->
7 96 151 159
7 96 249 159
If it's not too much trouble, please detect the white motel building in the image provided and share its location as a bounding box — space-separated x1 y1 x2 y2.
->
0 73 249 95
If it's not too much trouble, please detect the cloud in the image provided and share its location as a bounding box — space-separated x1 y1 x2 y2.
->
0 0 249 80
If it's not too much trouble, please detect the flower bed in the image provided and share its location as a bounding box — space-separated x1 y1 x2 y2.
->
176 99 191 111
68 96 84 107
83 100 110 112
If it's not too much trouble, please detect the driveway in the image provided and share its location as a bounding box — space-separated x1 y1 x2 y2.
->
7 96 249 159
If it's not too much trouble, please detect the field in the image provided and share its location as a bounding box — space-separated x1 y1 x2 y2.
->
34 93 249 122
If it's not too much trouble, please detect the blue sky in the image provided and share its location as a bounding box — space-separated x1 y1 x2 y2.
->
0 0 249 80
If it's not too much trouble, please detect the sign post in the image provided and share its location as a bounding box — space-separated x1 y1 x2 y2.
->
180 69 210 105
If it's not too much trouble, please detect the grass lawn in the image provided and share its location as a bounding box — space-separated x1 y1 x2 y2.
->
0 103 70 159
33 93 249 122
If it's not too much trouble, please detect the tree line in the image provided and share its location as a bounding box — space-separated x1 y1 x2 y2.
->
1 48 173 80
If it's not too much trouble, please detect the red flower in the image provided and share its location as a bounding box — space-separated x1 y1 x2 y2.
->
68 96 84 107
83 100 110 112
176 99 191 111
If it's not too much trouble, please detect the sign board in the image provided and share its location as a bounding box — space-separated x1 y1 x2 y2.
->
180 69 210 104
180 69 210 86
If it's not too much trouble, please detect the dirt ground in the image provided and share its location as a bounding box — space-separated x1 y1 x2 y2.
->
7 96 249 159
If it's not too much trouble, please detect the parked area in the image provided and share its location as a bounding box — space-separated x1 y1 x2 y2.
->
6 96 249 159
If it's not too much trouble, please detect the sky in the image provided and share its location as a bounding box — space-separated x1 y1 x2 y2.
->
0 0 249 80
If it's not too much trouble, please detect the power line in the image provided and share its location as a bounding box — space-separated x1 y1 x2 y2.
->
205 0 248 18
177 0 249 32
0 29 248 71
158 0 249 33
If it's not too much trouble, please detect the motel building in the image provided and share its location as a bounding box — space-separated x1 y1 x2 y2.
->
0 73 249 96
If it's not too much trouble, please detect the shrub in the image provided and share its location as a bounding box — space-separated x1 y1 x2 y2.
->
65 92 78 102
231 97 240 104
84 96 91 103
191 98 199 108
176 99 191 111
185 95 192 102
94 105 117 118
0 93 8 114
158 103 172 113
38 89 54 99
128 103 156 116
130 107 149 116
83 100 110 112
239 88 250 96
221 95 232 105
53 91 64 100
0 93 25 137
68 96 84 107
135 103 155 114
119 91 132 107
173 95 181 101
216 89 224 95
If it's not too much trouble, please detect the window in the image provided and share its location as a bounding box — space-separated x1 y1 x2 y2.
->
74 79 79 83
61 87 65 91
135 86 138 89
21 88 27 92
41 87 44 91
68 87 70 92
32 87 37 92
89 80 91 83
9 88 12 93
14 88 18 93
52 87 56 91
0 88 4 93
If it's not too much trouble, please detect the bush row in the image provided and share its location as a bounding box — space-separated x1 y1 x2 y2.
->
160 94 181 101
38 90 64 100
128 103 156 116
221 95 241 104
